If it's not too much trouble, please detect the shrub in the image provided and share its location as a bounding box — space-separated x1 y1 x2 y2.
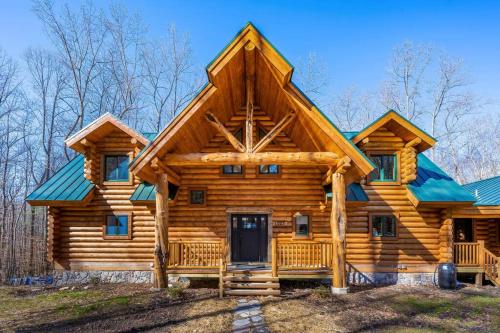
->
166 284 184 299
312 285 331 298
90 276 100 286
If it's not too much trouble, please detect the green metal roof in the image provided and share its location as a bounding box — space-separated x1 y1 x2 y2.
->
463 176 500 206
26 155 94 203
325 183 369 202
407 154 476 203
130 182 178 202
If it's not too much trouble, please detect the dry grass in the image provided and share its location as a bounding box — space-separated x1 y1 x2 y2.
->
260 284 500 333
0 283 235 332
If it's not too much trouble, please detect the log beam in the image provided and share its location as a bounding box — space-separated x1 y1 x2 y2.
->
405 137 422 148
322 156 352 185
330 172 348 292
245 43 256 152
162 152 338 166
151 157 180 186
205 111 246 153
253 111 296 153
153 172 169 288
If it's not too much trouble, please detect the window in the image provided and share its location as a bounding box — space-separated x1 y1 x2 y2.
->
234 128 243 142
104 155 129 181
371 215 397 239
258 165 280 175
189 189 206 206
294 213 310 238
104 214 131 239
369 154 397 182
222 165 243 175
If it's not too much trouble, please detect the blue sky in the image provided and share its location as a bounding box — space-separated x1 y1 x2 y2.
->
1 0 499 109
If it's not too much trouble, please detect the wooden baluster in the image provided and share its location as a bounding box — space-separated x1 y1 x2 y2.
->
272 238 277 277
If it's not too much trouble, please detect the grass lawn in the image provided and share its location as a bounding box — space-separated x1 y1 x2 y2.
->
260 283 500 332
0 282 498 332
0 283 235 332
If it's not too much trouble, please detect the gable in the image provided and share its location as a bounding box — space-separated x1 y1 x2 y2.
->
352 111 436 153
66 113 148 154
130 23 374 183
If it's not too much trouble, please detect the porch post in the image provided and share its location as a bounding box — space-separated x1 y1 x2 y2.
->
154 173 169 288
330 172 348 294
439 209 454 263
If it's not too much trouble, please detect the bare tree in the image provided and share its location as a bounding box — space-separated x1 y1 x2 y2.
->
294 52 329 106
328 86 380 131
381 41 432 121
33 0 108 139
142 25 202 132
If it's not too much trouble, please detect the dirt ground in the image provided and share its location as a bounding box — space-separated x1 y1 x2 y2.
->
0 282 235 332
0 282 499 332
260 282 500 333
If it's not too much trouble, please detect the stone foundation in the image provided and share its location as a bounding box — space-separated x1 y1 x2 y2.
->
53 270 153 286
348 272 436 286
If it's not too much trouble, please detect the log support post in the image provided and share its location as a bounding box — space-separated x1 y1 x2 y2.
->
330 172 348 294
272 238 278 278
439 209 454 263
153 172 169 288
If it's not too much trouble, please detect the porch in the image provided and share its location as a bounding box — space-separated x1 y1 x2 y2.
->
453 241 500 286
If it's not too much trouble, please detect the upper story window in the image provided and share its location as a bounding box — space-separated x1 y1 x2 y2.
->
104 155 129 181
189 188 206 206
222 165 243 175
369 154 397 182
258 165 280 175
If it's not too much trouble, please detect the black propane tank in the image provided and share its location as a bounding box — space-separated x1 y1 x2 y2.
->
437 263 457 289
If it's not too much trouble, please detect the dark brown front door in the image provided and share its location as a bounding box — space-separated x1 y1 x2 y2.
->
231 214 268 262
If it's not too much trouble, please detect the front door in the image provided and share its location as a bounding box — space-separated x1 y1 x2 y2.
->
231 214 268 262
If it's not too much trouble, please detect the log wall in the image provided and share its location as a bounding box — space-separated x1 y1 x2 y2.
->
52 127 444 273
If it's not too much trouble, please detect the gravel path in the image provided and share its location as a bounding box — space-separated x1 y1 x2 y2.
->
232 298 269 333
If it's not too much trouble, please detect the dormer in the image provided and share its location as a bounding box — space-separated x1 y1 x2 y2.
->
65 113 150 185
351 111 436 184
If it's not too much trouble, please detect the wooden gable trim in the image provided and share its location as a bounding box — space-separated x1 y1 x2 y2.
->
351 111 436 152
65 113 149 154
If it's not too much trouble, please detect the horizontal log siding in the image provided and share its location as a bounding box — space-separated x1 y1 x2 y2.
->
52 127 443 272
475 219 500 256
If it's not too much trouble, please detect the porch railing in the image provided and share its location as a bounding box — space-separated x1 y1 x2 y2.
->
483 248 499 284
453 242 481 266
274 239 332 272
168 240 226 269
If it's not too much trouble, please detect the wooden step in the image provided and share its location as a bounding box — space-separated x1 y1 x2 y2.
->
224 282 280 289
227 269 272 275
224 289 281 296
223 275 279 282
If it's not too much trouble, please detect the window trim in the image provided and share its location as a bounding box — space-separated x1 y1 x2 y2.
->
188 187 207 207
220 165 245 177
256 165 281 177
366 151 400 185
101 152 133 185
292 211 312 239
103 212 132 240
369 212 399 241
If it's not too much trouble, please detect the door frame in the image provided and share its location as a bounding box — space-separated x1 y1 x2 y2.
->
226 208 273 264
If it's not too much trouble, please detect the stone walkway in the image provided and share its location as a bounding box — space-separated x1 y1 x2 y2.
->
232 299 269 333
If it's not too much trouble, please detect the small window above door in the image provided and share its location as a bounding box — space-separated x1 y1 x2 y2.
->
222 165 243 175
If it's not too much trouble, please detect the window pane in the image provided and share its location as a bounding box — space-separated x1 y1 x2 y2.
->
268 165 279 174
105 155 129 181
233 165 242 173
106 215 128 236
295 215 309 236
369 155 395 181
259 165 269 173
190 190 205 204
372 217 383 237
234 128 243 142
372 215 396 238
382 156 395 180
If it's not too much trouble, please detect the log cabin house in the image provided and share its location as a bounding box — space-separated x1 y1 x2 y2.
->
27 23 500 295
